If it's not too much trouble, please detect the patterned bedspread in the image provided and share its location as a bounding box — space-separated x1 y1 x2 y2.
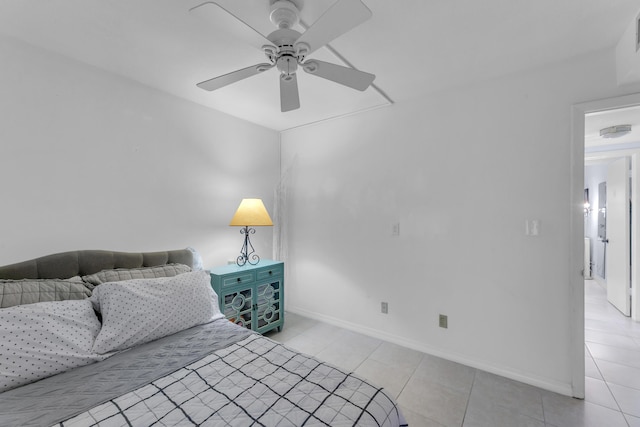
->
0 320 406 427
58 334 406 426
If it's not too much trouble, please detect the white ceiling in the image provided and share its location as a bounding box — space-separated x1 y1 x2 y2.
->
0 0 638 131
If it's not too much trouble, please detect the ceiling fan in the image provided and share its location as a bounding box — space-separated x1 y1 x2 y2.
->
190 0 376 112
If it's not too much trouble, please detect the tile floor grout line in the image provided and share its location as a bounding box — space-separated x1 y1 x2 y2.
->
540 386 548 426
391 352 426 402
585 352 628 419
351 340 383 373
459 369 477 427
589 357 640 392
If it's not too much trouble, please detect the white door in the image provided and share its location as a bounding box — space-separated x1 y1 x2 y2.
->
606 157 631 316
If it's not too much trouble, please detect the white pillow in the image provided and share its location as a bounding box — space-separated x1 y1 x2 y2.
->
186 246 204 271
90 271 224 354
0 299 108 392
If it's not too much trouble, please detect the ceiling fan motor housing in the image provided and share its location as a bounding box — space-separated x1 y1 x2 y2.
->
270 0 300 29
266 28 303 77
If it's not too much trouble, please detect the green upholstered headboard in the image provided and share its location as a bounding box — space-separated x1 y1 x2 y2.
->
0 249 194 280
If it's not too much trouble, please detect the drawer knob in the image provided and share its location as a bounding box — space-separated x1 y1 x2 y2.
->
268 270 272 275
237 278 241 282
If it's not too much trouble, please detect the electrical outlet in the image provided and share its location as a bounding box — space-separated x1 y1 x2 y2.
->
439 314 448 328
381 302 388 314
392 223 400 236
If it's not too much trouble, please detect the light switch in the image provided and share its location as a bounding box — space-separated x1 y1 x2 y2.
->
525 219 540 236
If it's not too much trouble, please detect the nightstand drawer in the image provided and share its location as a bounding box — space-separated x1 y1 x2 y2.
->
256 264 283 280
221 272 255 287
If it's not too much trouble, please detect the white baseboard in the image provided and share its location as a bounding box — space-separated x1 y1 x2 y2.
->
286 306 574 397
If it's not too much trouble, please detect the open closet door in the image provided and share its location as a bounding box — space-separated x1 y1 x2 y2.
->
606 156 631 316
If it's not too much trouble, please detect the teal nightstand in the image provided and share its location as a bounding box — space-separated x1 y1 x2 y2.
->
209 260 284 334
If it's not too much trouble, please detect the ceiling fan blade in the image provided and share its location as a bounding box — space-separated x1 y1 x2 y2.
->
197 63 273 91
280 74 300 112
190 2 274 49
302 60 375 91
295 0 372 55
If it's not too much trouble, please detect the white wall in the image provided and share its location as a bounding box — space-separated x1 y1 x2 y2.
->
616 9 640 86
0 34 280 268
280 48 640 395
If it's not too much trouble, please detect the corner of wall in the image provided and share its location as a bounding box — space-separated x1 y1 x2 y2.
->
616 9 640 86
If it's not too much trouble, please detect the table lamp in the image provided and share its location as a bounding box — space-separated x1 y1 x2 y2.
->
229 198 273 266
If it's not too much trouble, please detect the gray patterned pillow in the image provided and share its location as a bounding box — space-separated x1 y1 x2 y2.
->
81 263 192 287
0 279 92 309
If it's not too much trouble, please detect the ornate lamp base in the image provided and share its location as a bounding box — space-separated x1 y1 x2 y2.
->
237 226 260 266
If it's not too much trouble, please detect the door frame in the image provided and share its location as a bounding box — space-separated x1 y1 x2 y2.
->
571 92 640 398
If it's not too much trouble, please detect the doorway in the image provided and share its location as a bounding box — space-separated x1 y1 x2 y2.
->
571 93 640 398
585 105 640 318
585 154 633 317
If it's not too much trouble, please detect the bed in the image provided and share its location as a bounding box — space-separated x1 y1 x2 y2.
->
0 249 407 427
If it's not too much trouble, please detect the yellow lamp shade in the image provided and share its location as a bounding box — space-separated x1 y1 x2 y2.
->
229 199 273 226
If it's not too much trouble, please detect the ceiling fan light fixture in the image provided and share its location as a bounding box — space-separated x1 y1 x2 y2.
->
600 124 632 139
276 55 298 75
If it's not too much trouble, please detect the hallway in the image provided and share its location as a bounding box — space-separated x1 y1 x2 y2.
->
584 279 640 425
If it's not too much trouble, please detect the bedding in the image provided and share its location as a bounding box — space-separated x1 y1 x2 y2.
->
0 249 407 427
82 263 192 288
0 279 92 308
0 299 109 392
0 318 252 426
62 332 404 427
0 319 406 427
90 271 224 353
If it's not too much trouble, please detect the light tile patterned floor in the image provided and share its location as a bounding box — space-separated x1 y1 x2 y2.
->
265 280 640 426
